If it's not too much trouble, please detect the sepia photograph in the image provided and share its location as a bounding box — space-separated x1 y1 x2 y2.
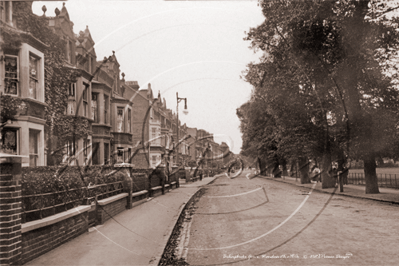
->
0 0 398 265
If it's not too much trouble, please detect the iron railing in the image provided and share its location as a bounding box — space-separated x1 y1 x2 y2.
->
347 173 398 189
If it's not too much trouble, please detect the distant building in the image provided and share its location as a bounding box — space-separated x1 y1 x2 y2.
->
127 84 189 168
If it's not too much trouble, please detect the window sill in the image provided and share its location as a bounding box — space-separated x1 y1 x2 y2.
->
21 97 48 106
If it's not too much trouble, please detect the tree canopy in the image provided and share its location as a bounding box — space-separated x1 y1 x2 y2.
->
239 0 399 193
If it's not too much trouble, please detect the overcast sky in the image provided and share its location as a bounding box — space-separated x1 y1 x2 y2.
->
32 0 265 154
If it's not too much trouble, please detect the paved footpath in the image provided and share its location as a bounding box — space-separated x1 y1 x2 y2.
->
25 175 221 266
255 174 399 204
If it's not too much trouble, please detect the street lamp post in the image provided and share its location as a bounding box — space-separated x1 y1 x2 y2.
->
176 92 188 168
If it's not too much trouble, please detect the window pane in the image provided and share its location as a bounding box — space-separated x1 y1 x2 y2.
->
83 85 88 101
67 101 75 115
92 143 100 165
104 95 109 124
5 57 17 78
104 143 109 164
29 78 37 99
29 130 38 166
128 109 131 132
1 129 17 154
117 148 124 163
91 93 97 121
117 108 124 132
29 56 38 78
69 83 75 96
4 56 18 95
29 56 38 99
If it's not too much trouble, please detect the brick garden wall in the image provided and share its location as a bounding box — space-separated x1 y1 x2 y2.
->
0 173 22 266
96 195 128 224
21 211 88 264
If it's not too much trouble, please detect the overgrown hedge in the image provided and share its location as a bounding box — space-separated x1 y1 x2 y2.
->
21 166 122 194
21 165 128 222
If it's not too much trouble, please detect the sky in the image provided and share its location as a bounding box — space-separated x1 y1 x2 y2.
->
32 0 265 154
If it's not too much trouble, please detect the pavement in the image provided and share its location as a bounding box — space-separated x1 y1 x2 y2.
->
25 175 222 266
254 174 399 204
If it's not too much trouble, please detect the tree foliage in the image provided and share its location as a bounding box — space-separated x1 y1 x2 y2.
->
239 0 399 193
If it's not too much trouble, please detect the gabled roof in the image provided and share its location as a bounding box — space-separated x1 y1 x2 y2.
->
59 2 70 21
76 26 96 57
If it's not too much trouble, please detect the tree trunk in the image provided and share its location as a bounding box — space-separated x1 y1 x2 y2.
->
288 160 296 176
258 157 267 176
321 151 335 189
298 157 310 184
364 152 380 194
282 162 288 176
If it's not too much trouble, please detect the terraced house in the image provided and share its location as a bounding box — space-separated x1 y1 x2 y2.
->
1 1 47 167
44 3 135 166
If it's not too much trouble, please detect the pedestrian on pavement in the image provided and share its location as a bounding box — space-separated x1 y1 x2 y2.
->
313 167 321 182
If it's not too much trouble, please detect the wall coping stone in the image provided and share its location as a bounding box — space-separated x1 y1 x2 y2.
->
21 205 91 233
150 186 162 191
97 193 128 206
132 190 148 197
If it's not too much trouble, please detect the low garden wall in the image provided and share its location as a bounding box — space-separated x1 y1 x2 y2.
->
21 206 90 264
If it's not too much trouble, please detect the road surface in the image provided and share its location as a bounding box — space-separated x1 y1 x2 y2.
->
173 170 399 265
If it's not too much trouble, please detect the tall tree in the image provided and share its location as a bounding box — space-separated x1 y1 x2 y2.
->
242 0 399 193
